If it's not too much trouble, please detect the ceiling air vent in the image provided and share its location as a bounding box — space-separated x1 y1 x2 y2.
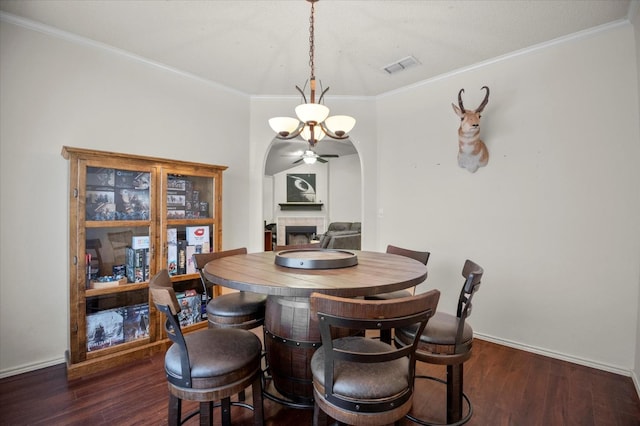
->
382 56 420 75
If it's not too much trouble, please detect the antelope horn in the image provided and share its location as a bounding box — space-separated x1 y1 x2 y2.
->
457 88 465 113
476 86 490 112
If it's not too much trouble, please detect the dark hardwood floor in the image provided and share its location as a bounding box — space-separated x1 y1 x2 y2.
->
1 338 639 425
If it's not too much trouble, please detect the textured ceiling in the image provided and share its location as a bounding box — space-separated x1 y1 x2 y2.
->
0 0 633 97
1 0 634 174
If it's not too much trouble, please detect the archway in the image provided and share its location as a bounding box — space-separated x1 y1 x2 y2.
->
262 137 362 247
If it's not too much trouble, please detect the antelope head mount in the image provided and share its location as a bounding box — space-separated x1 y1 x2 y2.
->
452 86 490 173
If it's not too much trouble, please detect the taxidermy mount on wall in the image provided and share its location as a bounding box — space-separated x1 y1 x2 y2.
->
452 86 490 173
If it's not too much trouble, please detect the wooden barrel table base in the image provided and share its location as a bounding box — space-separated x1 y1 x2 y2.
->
263 295 354 408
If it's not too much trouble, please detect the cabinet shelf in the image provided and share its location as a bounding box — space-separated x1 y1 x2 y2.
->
170 273 200 282
86 220 152 228
85 282 148 297
166 218 217 225
85 336 152 359
63 146 226 379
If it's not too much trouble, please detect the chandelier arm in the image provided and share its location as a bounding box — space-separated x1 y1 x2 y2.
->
317 86 330 104
319 122 350 140
274 123 305 140
295 85 308 104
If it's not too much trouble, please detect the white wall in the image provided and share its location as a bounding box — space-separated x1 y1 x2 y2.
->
377 22 640 372
328 154 362 223
0 20 252 376
631 1 640 386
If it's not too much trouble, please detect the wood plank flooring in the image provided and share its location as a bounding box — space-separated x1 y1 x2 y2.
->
1 338 639 425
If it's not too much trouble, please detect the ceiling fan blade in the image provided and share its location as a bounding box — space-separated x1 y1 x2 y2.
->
292 158 303 164
319 154 339 158
317 157 328 163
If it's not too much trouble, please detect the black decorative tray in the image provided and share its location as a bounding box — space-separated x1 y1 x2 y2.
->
274 249 358 270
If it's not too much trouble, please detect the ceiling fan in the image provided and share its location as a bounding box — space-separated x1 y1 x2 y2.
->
292 148 339 165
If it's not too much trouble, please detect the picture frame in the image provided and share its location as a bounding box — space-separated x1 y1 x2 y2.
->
287 173 316 202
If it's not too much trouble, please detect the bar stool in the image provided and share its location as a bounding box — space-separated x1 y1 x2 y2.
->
149 269 264 426
395 259 483 426
193 248 267 331
366 244 430 344
310 290 441 426
366 245 430 301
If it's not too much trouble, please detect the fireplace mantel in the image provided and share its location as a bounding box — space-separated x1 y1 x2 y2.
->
279 203 323 211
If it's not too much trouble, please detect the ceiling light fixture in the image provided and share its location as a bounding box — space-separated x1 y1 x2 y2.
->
268 0 356 147
302 150 317 164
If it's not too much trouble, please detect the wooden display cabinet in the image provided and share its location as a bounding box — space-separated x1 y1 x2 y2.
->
62 147 226 379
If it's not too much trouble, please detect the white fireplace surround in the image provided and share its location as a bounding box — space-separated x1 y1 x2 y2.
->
277 216 326 246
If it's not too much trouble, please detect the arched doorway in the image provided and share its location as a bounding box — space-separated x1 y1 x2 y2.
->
262 138 362 247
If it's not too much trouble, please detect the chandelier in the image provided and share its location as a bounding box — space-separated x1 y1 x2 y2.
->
268 0 356 147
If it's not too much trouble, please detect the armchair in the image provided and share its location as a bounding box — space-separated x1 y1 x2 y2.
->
318 222 361 250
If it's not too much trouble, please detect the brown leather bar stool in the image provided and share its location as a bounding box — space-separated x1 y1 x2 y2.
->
149 269 264 426
193 248 267 331
193 248 268 402
310 290 441 426
395 259 483 426
366 245 430 301
366 244 430 343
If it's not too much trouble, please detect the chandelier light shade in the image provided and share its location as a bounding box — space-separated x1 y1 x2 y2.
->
301 125 325 142
269 0 356 146
268 117 301 137
295 103 329 125
322 115 356 137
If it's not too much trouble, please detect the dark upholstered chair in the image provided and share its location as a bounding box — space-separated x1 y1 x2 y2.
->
193 248 267 331
317 222 361 250
309 290 440 426
149 269 264 426
394 259 484 426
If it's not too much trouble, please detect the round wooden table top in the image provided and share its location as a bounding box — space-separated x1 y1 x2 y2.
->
203 250 428 298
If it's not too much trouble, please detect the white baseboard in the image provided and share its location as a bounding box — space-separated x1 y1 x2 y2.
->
475 333 632 376
631 370 640 400
0 356 66 379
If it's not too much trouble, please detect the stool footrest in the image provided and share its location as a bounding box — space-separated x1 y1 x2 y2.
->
178 400 256 425
406 375 472 426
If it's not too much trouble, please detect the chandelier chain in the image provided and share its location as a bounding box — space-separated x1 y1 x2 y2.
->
268 0 355 144
308 0 315 79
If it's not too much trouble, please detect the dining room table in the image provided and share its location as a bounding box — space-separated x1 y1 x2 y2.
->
202 248 428 407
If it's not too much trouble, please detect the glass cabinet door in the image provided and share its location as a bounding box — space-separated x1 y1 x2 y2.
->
77 162 156 358
162 171 220 278
161 170 222 329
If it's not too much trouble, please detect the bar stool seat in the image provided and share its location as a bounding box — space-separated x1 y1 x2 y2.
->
193 248 267 332
207 292 267 329
165 328 261 387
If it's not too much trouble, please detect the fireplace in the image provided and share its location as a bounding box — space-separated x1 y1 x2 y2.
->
277 216 325 246
285 226 317 245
